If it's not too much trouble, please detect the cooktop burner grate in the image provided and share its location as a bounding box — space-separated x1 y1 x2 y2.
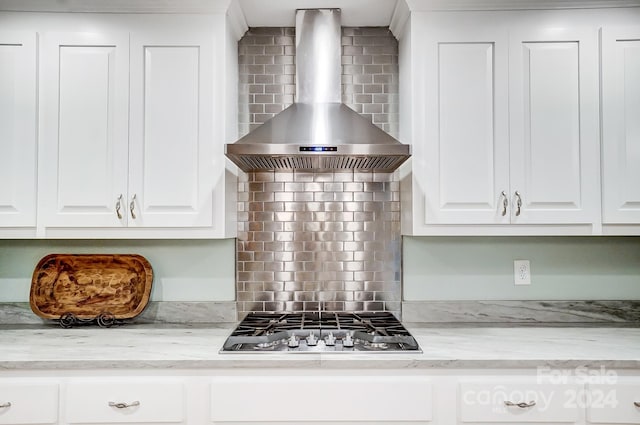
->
221 311 421 353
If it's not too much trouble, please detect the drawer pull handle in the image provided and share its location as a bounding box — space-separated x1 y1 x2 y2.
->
634 401 640 408
109 401 140 409
0 402 10 409
505 400 536 408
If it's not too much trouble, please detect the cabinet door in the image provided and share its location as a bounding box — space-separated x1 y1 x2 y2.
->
601 27 640 224
129 32 214 228
0 382 58 424
0 32 37 229
509 27 599 224
211 375 432 422
40 32 129 228
422 25 510 224
66 379 185 423
587 382 640 424
459 380 582 423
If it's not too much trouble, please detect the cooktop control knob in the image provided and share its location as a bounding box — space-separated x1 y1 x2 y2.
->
288 335 299 348
325 332 336 346
343 333 354 348
306 332 318 346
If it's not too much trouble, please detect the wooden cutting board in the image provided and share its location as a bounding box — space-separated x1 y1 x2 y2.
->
30 254 153 320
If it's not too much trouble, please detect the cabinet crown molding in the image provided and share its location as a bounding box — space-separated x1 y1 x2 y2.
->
0 0 235 13
226 0 248 41
405 0 640 10
390 0 411 39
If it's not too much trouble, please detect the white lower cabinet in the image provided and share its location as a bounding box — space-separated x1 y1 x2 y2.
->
459 380 583 424
4 371 640 424
0 381 58 424
210 375 433 424
587 381 640 424
65 379 186 424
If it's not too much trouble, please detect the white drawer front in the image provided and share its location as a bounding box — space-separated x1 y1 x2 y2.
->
66 379 184 423
587 384 640 424
459 381 581 423
0 383 58 424
211 375 432 422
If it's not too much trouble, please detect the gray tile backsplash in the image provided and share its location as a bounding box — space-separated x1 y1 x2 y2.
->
236 26 400 318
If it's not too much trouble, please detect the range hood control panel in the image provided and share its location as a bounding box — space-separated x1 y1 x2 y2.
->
299 146 338 152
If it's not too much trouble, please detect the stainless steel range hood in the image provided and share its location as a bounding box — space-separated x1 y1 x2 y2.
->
225 9 410 173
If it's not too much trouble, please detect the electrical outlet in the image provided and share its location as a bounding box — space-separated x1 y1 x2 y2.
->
514 260 531 285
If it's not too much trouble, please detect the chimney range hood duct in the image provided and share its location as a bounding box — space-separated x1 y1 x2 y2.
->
225 9 411 173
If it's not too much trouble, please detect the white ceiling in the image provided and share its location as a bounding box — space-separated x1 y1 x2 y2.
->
237 0 400 26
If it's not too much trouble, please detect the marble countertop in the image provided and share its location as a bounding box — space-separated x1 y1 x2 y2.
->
1 323 639 370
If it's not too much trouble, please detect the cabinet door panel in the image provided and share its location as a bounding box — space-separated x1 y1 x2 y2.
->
211 375 432 422
58 46 117 208
509 29 599 224
423 27 509 224
0 32 36 228
40 32 129 228
602 27 640 224
129 33 214 227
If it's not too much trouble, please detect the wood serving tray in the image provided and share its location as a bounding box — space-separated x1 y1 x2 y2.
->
30 254 153 320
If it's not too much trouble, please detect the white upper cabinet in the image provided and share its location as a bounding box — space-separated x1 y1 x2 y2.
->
128 32 215 229
0 32 37 234
401 11 603 235
40 32 130 229
601 26 640 226
40 30 216 234
421 25 510 225
30 12 242 238
509 27 599 225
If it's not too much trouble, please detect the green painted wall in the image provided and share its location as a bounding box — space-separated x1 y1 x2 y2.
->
2 237 639 303
403 236 640 300
0 239 236 302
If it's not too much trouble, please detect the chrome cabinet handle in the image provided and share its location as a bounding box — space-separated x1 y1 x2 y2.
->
115 194 123 219
129 194 137 219
109 401 140 409
0 402 11 408
501 191 508 216
505 400 536 408
515 191 522 217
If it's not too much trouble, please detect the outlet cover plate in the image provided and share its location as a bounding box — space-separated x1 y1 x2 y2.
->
514 260 531 285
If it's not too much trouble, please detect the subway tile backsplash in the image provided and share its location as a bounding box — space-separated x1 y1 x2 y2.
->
236 26 401 318
238 26 398 138
236 171 401 317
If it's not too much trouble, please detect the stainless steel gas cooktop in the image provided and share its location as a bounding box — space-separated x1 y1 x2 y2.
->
220 312 421 353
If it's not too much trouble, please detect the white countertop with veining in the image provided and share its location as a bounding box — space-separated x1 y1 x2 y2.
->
1 324 639 370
